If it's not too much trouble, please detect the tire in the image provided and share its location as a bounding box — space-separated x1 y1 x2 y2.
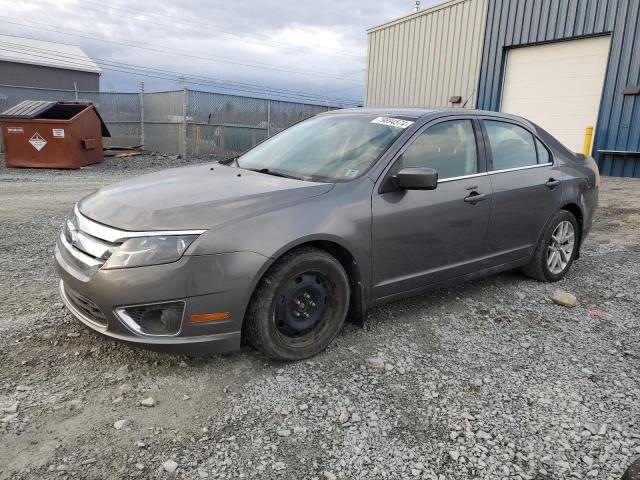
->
522 209 580 282
243 247 350 361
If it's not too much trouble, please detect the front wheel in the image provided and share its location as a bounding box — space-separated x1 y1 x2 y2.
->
523 210 579 282
243 247 350 361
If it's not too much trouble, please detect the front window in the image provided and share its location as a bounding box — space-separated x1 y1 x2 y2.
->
237 114 412 182
400 119 478 179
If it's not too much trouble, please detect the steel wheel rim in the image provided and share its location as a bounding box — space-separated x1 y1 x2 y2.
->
547 220 575 274
273 271 333 347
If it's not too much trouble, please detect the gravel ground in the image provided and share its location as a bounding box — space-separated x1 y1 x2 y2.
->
0 154 639 480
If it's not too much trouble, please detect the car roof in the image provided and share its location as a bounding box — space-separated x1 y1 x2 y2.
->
325 107 535 128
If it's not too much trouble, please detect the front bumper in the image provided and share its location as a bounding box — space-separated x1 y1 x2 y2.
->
55 235 269 355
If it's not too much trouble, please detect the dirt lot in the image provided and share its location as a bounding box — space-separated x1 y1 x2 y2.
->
0 154 639 480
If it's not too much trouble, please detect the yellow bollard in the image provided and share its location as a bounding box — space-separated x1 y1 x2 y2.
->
582 125 593 156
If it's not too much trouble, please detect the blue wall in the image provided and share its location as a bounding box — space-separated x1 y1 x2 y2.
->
476 0 640 177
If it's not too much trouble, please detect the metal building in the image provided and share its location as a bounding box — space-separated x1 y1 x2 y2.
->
0 35 100 90
365 0 640 177
365 0 488 108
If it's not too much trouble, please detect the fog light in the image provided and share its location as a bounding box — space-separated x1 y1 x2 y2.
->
115 301 185 336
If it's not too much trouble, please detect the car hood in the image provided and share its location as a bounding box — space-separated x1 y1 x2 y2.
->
78 163 334 231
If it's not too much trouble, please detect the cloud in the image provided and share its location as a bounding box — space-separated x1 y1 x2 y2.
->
0 0 440 103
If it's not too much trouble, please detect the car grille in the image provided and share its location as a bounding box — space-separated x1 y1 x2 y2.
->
63 207 121 267
64 284 107 328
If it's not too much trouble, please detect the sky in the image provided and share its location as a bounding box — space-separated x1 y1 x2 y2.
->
0 0 440 105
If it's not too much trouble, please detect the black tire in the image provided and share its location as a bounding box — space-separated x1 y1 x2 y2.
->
522 209 580 282
243 247 350 361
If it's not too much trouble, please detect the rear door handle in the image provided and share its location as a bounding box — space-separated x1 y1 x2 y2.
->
464 192 488 203
545 178 561 189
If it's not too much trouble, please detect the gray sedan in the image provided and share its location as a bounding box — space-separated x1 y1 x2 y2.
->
56 108 599 360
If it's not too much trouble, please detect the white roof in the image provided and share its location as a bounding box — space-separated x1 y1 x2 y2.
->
0 35 101 74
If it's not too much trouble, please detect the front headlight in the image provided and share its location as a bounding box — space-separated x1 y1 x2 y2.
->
102 235 199 270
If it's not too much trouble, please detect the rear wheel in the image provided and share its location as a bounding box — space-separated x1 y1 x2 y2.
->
243 247 349 360
523 210 579 282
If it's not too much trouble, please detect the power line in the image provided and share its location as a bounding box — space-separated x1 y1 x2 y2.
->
0 17 365 84
0 41 361 104
63 0 366 60
0 41 362 105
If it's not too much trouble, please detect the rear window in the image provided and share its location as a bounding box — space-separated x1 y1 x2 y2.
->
484 120 538 171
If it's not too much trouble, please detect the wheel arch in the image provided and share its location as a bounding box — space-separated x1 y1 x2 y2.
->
560 202 584 259
245 236 367 329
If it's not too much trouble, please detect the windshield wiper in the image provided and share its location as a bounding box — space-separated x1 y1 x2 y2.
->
246 168 303 180
218 155 239 166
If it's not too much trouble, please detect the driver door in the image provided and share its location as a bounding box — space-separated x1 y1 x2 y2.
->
371 117 492 301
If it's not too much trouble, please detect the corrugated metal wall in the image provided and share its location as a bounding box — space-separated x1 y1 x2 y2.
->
365 0 487 108
477 0 640 177
0 61 99 90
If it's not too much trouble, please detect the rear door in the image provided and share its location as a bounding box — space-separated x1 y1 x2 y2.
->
371 117 492 300
481 118 563 266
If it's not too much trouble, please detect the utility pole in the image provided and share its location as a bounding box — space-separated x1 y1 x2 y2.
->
179 75 187 157
139 81 145 148
265 90 271 138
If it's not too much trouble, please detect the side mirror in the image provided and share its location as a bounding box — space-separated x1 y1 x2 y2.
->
392 167 438 190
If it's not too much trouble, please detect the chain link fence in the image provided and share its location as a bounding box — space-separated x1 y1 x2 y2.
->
0 84 344 156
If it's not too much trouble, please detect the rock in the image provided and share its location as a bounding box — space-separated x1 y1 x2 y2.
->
3 403 19 414
135 463 144 470
556 460 571 469
339 411 350 424
551 290 577 308
449 451 460 461
117 383 132 394
140 396 156 407
276 429 291 437
112 396 123 405
162 460 178 474
470 378 483 389
582 456 594 467
323 472 337 480
66 332 80 338
114 418 132 430
197 468 209 478
182 394 190 401
275 375 287 383
366 357 385 369
476 430 492 440
115 365 130 380
136 441 146 449
16 385 33 392
584 422 599 435
351 413 361 423
68 399 82 409
1 413 18 423
298 403 308 411
273 462 286 471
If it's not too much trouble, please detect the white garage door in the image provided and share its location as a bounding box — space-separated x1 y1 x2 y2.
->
500 36 611 153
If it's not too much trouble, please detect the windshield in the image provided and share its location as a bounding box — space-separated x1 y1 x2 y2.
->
237 114 413 182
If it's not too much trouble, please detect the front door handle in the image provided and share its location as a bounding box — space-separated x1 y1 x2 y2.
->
545 178 561 189
464 192 488 203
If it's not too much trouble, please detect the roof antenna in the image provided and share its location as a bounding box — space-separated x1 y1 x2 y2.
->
461 89 476 108
415 1 421 11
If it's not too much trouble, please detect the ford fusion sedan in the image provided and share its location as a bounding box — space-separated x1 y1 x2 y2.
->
56 108 599 360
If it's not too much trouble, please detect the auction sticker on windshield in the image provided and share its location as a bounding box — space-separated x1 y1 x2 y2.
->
371 116 414 129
